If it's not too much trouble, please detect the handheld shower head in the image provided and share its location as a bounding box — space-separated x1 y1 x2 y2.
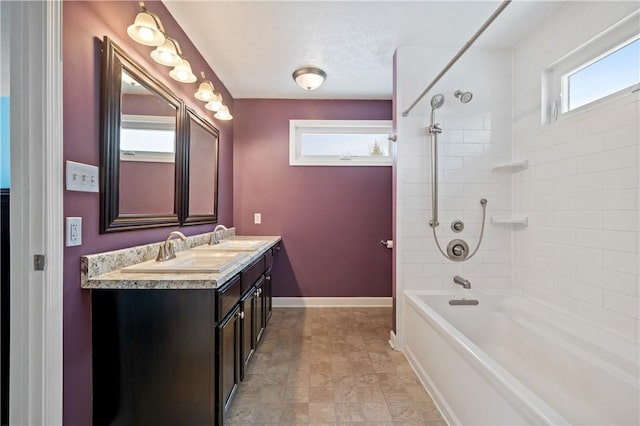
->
454 90 473 103
430 94 445 109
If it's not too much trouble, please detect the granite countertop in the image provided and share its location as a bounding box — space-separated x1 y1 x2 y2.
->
81 231 281 290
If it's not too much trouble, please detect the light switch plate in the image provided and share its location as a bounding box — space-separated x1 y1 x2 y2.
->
66 217 82 247
66 161 99 192
254 213 261 224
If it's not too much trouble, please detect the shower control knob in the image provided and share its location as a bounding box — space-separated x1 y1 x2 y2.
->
447 239 469 262
451 220 464 233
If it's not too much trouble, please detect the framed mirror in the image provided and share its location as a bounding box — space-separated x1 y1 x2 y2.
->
100 36 184 233
181 107 220 225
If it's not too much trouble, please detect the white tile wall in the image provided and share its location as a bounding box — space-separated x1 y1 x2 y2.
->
394 47 512 345
512 2 640 340
395 2 640 344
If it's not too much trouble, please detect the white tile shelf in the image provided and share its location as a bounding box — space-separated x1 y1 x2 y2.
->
490 217 529 227
491 160 528 172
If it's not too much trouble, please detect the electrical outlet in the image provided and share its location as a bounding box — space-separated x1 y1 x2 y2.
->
254 213 261 224
66 217 82 247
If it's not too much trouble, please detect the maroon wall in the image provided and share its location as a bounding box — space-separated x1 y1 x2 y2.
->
119 161 175 214
62 2 233 424
233 99 392 298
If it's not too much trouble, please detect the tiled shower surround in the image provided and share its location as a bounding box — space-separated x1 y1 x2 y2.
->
395 1 639 345
512 1 640 340
395 47 513 347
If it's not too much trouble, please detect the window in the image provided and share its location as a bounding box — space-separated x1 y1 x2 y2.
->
289 120 392 166
544 11 639 122
120 114 175 163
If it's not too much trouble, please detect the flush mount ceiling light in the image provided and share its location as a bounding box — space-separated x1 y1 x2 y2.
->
169 59 197 83
214 105 233 121
127 2 165 46
292 67 327 91
151 37 182 66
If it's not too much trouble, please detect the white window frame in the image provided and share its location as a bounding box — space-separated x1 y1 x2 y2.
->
289 119 392 166
119 114 176 163
543 10 640 124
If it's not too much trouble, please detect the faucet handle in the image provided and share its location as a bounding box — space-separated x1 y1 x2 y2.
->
156 244 168 262
157 231 187 261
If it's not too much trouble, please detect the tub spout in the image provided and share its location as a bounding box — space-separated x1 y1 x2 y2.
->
453 275 471 289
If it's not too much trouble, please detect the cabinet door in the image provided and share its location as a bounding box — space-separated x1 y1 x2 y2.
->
264 274 273 324
216 305 241 424
240 288 256 381
255 276 265 344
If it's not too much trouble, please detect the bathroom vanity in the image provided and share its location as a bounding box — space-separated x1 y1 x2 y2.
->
82 231 281 425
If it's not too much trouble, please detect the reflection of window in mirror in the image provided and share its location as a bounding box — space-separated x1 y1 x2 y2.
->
120 115 175 163
118 70 177 215
188 116 217 216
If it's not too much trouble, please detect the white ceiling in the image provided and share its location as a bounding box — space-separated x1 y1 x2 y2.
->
163 1 562 100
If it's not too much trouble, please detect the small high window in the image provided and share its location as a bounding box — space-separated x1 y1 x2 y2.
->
289 120 392 166
544 11 639 122
120 114 176 163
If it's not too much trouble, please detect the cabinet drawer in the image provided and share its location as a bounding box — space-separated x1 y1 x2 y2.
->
216 276 241 322
241 257 265 293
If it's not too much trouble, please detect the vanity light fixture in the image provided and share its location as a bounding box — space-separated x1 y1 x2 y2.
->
204 93 223 112
292 67 327 91
127 2 165 47
214 105 233 121
169 58 197 83
195 72 217 102
151 37 182 67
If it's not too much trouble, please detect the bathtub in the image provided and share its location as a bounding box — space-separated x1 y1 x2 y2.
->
403 290 639 425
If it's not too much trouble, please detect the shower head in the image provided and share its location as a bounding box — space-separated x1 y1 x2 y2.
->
454 90 473 103
430 94 445 109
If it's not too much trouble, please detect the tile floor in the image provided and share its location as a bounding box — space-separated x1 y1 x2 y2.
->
226 307 446 425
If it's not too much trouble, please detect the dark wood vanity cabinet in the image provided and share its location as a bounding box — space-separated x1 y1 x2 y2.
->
92 289 216 426
255 276 266 344
264 244 279 324
91 243 279 426
216 303 241 425
239 286 256 381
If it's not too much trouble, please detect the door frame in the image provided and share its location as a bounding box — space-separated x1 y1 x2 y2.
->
9 1 63 424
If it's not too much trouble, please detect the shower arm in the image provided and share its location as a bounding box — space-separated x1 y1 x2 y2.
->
401 0 511 117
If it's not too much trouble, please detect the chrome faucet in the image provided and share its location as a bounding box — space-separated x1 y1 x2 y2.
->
156 231 187 262
453 275 471 289
209 224 228 245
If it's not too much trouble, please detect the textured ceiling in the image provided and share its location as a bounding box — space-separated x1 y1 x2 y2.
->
162 1 562 100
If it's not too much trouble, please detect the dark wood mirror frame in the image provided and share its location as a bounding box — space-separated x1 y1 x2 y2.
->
181 106 220 225
100 36 220 233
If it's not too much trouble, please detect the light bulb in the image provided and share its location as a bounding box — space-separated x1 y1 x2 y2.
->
214 105 233 121
151 38 182 67
169 59 196 83
205 94 223 112
127 11 165 46
138 27 154 42
195 81 215 102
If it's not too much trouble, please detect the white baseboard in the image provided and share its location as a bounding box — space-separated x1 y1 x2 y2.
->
273 297 392 308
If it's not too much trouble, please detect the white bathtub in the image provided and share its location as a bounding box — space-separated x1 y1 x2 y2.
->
403 290 640 426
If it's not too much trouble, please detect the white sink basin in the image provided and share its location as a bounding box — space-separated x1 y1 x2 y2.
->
122 251 249 274
192 239 269 252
